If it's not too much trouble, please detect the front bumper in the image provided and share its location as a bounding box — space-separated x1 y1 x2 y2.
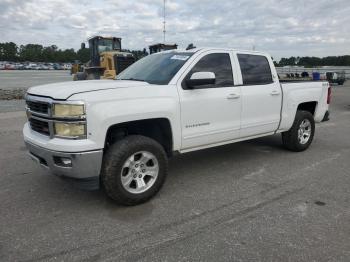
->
25 141 103 190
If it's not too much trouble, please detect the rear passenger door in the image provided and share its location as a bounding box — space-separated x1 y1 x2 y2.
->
177 51 241 150
236 53 282 137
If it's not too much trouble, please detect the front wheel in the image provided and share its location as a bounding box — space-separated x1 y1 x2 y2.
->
101 135 168 206
282 110 315 152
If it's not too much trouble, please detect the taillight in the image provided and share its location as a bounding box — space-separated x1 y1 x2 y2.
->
327 86 331 104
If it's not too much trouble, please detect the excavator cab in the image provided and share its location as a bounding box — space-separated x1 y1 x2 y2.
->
88 36 122 67
149 43 178 54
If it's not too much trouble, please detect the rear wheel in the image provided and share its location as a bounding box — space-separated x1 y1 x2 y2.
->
282 110 315 152
101 135 168 205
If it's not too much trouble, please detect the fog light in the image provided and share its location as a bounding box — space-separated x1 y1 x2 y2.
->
54 156 72 167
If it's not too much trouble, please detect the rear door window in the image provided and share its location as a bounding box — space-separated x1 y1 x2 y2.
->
237 54 273 85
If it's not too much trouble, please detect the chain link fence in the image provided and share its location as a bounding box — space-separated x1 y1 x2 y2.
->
276 67 350 79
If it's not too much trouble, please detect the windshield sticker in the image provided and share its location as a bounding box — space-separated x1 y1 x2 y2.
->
170 55 190 61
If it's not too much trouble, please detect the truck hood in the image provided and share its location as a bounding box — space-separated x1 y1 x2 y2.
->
27 80 150 100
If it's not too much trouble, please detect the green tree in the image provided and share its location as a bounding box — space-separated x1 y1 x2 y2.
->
277 55 350 67
278 56 297 66
297 57 322 67
0 42 18 61
42 45 58 62
76 48 90 63
19 44 44 61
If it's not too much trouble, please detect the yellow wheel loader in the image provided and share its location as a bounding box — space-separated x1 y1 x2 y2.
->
73 36 135 81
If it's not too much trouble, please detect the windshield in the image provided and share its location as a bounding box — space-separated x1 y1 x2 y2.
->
116 52 194 85
98 39 113 53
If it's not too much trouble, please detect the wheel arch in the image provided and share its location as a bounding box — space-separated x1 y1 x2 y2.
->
105 118 174 157
297 101 318 116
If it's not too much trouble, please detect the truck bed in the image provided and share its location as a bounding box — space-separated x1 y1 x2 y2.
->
278 80 330 131
279 79 324 83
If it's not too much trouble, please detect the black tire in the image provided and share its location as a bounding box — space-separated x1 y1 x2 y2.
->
101 135 168 206
282 110 315 152
87 73 99 80
73 72 87 81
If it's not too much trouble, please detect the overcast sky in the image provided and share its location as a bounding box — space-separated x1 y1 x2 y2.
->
1 0 350 59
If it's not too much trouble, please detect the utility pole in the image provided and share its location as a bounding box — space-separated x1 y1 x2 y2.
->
163 0 166 43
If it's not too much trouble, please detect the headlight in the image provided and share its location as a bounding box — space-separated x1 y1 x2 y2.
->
52 103 85 118
54 122 86 138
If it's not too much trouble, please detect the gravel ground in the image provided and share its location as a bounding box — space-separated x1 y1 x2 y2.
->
0 83 349 261
0 70 71 99
0 70 71 90
0 99 25 113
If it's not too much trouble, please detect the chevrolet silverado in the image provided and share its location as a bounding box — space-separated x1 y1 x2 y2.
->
23 48 331 205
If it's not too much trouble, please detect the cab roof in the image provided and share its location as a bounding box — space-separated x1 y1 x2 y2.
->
158 47 270 57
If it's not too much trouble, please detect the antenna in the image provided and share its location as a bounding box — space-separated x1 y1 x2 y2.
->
163 0 166 43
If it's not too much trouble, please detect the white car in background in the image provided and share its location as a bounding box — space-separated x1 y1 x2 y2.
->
25 63 39 70
5 63 15 70
63 63 72 70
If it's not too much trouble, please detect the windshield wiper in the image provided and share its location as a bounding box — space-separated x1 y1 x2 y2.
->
118 78 147 82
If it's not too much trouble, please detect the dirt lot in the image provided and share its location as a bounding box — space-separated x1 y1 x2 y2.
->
0 70 71 99
0 82 349 261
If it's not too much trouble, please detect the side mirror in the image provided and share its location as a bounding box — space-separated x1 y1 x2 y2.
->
185 72 216 89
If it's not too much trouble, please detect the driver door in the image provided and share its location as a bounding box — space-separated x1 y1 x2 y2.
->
177 51 242 150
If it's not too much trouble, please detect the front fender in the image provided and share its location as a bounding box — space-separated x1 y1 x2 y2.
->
70 87 181 150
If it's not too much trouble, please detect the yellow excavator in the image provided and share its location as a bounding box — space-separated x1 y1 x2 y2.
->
72 36 135 80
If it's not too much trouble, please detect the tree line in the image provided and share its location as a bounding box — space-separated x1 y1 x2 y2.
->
276 55 350 67
1 41 350 66
0 42 147 63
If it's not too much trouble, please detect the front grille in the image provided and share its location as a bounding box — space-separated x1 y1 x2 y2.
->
26 94 86 139
27 101 49 115
29 118 50 136
116 56 135 74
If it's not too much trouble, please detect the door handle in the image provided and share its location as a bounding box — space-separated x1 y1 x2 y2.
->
227 93 240 99
270 90 280 96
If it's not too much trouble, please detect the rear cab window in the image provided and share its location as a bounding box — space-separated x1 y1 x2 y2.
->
237 54 273 85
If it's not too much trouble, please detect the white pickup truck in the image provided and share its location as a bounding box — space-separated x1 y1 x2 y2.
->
23 48 331 205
